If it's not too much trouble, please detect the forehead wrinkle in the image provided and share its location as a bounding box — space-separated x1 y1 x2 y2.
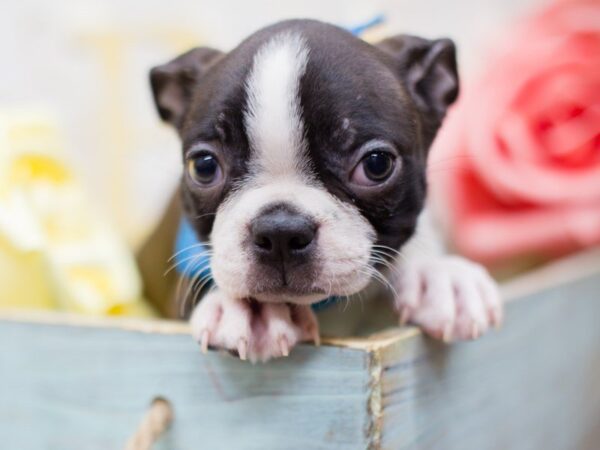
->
243 32 311 180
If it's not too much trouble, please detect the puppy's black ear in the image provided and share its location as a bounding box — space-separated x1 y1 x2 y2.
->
150 47 223 128
377 35 459 122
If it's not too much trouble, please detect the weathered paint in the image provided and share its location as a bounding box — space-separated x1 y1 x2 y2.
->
1 250 600 449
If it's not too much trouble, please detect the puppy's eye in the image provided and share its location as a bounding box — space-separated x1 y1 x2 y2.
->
187 153 223 186
351 151 395 185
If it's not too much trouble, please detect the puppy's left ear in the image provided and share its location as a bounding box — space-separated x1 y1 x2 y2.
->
377 35 459 123
150 47 223 129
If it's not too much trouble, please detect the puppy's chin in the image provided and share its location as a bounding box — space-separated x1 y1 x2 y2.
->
215 264 375 305
252 270 375 304
232 265 374 305
252 291 327 305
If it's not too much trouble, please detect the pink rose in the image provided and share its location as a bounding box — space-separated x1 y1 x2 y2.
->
430 0 600 267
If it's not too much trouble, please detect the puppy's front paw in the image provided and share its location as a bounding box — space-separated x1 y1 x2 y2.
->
190 290 319 362
393 256 503 342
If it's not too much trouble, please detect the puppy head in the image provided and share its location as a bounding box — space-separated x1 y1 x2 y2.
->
150 20 458 304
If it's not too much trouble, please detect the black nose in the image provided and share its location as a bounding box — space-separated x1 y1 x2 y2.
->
251 207 316 263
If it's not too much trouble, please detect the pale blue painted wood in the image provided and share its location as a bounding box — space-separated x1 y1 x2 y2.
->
0 323 371 450
2 269 600 449
378 273 600 450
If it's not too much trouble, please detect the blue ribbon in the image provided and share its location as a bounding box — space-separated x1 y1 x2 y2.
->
174 216 212 284
347 14 385 37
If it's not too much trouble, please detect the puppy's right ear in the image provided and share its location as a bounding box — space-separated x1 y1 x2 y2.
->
150 47 223 128
376 35 458 150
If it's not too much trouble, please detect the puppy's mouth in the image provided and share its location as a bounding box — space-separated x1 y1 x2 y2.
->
246 270 329 304
232 204 331 304
250 286 328 305
243 255 375 305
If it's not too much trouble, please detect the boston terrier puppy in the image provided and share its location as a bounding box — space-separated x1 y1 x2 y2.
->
149 19 502 362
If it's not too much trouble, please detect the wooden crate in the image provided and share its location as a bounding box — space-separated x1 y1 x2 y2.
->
1 250 600 450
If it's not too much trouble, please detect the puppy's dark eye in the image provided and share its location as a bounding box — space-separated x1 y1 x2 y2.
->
351 151 396 186
187 153 223 186
363 152 394 180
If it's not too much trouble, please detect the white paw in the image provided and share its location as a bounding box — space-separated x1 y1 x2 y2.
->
190 290 320 362
393 256 503 342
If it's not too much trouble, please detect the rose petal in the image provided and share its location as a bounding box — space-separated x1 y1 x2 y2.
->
430 0 600 266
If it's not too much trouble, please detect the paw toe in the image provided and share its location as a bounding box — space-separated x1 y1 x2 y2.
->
393 257 503 342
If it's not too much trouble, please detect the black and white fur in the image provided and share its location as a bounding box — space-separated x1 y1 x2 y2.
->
150 20 502 362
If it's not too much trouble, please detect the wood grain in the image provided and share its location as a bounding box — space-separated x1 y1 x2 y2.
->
376 271 600 450
0 320 372 449
1 249 599 449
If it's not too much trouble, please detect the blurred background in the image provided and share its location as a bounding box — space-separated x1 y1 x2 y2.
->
1 0 598 316
0 0 546 247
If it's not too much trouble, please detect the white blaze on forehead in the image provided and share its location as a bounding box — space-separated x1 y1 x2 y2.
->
244 32 310 178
